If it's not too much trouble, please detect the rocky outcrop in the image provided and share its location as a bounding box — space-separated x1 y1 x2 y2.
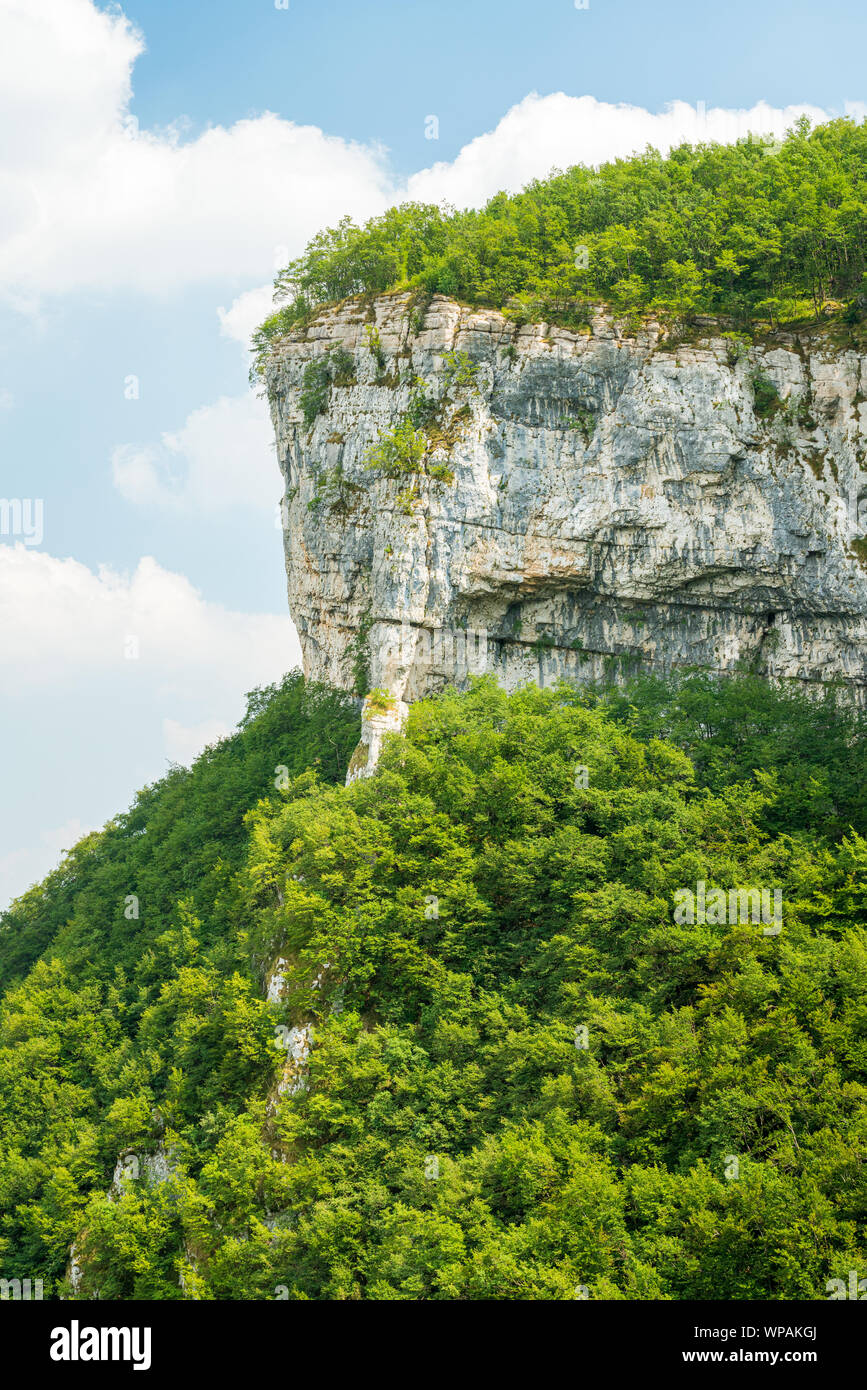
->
265 292 867 761
264 956 316 1103
110 1145 178 1195
64 1141 179 1297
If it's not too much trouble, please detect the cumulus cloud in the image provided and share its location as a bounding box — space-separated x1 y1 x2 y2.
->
0 543 299 690
408 93 867 210
0 543 301 909
2 2 862 311
0 0 392 301
218 286 276 348
111 391 279 511
0 819 97 915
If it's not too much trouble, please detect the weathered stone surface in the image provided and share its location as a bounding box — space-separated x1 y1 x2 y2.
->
265 292 867 745
274 1025 313 1099
110 1144 177 1196
346 696 409 782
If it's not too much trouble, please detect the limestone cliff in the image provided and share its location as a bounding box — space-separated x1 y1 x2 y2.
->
264 292 867 766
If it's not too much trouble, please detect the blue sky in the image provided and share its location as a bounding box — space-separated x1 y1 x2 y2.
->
1 0 865 909
124 0 867 173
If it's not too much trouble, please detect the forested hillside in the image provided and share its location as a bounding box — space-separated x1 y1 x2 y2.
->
252 115 867 371
1 671 866 1299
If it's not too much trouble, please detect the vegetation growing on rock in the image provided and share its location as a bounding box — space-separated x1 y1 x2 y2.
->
252 117 867 374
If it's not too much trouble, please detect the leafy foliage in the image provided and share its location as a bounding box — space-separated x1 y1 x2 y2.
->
254 117 867 361
298 348 357 425
363 418 427 478
300 357 333 425
0 673 359 993
2 673 867 1299
751 370 781 418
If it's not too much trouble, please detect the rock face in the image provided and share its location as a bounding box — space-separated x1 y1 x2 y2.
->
265 292 867 751
110 1145 177 1195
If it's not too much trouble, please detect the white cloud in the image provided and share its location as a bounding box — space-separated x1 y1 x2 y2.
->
0 387 13 411
0 0 140 172
0 544 302 911
163 716 232 766
2 2 862 309
214 92 866 341
0 818 96 914
0 0 392 301
111 391 279 511
0 543 299 690
218 285 276 348
408 94 867 210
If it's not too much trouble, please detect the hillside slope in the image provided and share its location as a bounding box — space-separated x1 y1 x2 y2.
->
1 672 866 1300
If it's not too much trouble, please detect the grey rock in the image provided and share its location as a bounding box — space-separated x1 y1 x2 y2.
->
264 292 867 771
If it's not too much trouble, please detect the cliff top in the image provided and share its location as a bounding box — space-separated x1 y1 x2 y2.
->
253 116 867 379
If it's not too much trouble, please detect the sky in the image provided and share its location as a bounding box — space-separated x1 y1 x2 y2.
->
1 0 866 909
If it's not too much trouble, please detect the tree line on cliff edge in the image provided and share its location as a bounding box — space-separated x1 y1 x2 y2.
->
251 115 867 374
1 671 867 1298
